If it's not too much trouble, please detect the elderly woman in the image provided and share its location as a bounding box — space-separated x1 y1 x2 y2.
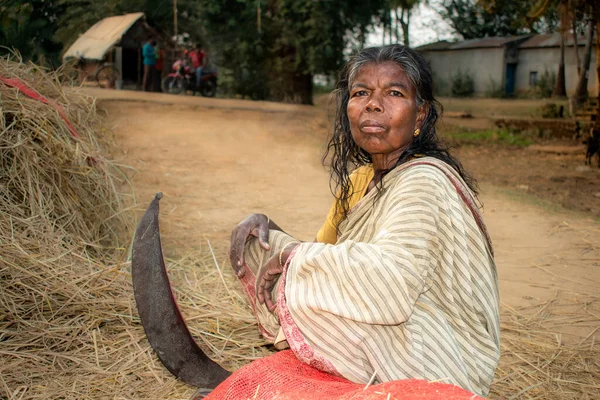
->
229 45 499 397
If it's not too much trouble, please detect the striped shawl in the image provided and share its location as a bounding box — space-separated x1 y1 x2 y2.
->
276 157 500 397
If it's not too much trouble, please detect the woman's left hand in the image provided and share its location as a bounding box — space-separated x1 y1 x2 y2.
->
256 255 283 311
256 245 295 311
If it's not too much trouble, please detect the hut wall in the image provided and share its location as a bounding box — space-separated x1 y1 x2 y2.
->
423 48 505 96
516 46 598 96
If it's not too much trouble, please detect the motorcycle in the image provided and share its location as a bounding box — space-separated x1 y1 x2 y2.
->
161 59 218 97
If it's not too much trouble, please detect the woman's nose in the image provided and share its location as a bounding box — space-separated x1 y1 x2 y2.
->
365 95 383 112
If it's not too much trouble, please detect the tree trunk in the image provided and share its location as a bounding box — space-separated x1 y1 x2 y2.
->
405 10 411 47
573 21 594 109
552 43 567 97
572 15 580 75
382 14 387 46
553 1 568 98
389 15 394 45
400 8 410 47
596 20 600 130
294 73 313 105
359 25 366 49
382 7 392 46
395 9 401 44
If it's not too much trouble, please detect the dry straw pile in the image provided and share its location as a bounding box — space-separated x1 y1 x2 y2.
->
1 56 599 400
0 57 271 399
0 56 137 397
489 225 600 400
491 301 600 399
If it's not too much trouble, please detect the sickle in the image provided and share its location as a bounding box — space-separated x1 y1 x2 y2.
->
131 193 231 388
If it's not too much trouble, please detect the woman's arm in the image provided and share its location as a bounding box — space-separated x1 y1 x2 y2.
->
229 213 286 277
283 170 447 325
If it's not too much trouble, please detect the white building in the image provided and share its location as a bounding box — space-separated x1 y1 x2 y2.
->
416 33 598 98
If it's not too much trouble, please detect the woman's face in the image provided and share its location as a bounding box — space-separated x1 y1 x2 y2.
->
347 61 425 168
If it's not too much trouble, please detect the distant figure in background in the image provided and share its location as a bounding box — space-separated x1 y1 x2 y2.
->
189 45 206 94
154 41 165 92
585 128 600 167
142 38 157 92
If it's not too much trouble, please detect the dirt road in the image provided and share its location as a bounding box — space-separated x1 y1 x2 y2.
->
89 88 599 343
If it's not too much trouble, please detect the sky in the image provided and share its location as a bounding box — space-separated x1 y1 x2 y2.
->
365 3 459 48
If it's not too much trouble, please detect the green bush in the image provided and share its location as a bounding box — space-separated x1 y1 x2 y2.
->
313 83 335 95
216 66 269 100
522 70 556 99
536 70 556 98
215 67 236 97
538 103 565 118
451 69 475 97
445 128 533 147
432 73 450 97
485 77 505 98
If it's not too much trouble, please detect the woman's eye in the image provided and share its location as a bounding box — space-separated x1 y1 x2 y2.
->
351 90 368 97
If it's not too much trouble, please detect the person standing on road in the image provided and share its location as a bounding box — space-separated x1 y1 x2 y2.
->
189 45 206 95
142 38 157 92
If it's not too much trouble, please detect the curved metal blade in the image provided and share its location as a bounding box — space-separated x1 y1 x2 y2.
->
132 193 231 388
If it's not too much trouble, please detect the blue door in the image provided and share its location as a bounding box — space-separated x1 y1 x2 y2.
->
505 63 517 96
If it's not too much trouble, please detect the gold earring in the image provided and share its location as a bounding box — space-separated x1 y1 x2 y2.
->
413 129 421 137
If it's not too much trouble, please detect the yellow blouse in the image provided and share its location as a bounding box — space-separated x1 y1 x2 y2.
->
316 165 375 244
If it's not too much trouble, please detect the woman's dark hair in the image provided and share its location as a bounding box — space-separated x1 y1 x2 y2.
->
323 44 478 225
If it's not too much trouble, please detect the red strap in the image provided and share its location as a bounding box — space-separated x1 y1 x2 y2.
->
0 76 80 139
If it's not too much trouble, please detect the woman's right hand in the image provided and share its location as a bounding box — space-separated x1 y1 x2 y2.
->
229 213 271 278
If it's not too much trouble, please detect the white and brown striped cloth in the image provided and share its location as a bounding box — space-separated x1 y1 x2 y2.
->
240 157 500 397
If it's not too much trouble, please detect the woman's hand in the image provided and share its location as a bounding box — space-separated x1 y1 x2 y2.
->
229 213 270 278
256 255 283 311
256 244 295 311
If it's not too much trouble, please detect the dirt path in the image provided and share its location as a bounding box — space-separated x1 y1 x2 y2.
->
92 88 599 343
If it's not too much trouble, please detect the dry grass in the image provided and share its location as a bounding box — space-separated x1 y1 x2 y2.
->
0 56 270 399
0 55 154 397
490 225 600 399
1 56 599 399
490 299 600 400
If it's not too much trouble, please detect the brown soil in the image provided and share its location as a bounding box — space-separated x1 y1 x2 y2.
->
443 127 600 218
88 87 599 346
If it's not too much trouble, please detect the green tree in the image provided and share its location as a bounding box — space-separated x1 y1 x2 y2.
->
527 0 598 100
572 20 594 105
484 0 599 127
53 0 120 50
0 0 64 66
54 0 202 49
433 0 557 39
389 0 421 46
197 0 388 104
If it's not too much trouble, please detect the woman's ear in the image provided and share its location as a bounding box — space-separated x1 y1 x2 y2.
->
416 103 428 128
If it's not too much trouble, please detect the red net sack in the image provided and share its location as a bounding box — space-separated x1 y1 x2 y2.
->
205 350 483 400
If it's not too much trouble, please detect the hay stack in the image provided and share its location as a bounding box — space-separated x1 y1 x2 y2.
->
0 57 137 397
0 56 136 397
0 57 272 399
